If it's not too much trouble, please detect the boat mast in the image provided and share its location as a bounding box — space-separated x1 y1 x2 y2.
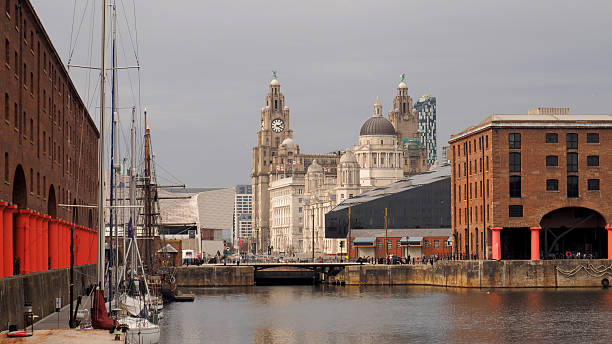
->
130 106 136 277
144 109 151 270
97 0 107 288
108 0 118 303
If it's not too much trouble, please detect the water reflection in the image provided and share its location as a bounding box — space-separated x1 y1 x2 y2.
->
160 286 611 344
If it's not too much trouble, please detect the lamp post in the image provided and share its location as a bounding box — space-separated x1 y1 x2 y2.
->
385 208 388 264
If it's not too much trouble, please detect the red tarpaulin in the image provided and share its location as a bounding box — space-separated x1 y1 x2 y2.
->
91 289 117 330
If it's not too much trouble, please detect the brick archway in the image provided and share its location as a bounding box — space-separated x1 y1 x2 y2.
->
11 165 27 209
539 207 607 259
48 185 57 218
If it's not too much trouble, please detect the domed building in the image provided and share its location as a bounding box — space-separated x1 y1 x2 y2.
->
336 149 360 202
354 98 404 188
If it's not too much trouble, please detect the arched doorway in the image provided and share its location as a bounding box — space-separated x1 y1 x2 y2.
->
540 207 607 259
48 185 57 218
12 165 27 209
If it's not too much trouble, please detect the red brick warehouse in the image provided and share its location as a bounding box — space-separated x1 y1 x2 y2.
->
449 107 612 260
0 0 99 277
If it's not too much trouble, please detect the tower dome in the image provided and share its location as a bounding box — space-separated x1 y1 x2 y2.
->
339 149 357 163
270 79 279 86
307 159 323 174
398 81 407 89
280 137 297 149
360 98 396 136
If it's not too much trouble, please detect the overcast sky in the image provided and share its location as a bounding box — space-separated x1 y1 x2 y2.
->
31 1 612 187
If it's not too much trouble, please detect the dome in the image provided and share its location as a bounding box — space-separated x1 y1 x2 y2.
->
360 116 396 136
280 138 297 149
307 159 323 174
339 149 357 163
398 81 407 89
270 79 279 86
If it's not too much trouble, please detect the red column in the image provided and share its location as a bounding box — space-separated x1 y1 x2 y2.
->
491 227 502 261
15 210 31 274
530 226 541 261
49 219 59 269
3 204 17 276
90 228 96 264
75 225 81 265
62 221 70 268
606 224 612 260
0 202 6 278
58 221 66 268
43 216 50 270
36 213 44 271
28 212 38 272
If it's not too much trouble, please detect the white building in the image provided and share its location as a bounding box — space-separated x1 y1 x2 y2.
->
269 175 305 254
354 98 404 189
234 185 253 241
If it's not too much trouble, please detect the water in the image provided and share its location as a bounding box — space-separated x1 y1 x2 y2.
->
159 286 612 344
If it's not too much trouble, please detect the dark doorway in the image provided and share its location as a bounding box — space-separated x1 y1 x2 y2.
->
501 227 530 260
48 185 57 218
12 165 27 209
540 207 607 259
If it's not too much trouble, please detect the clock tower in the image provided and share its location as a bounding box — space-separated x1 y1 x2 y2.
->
251 76 293 252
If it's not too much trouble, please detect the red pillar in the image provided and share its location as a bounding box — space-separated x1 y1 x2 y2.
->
0 202 6 278
49 219 59 269
28 212 38 272
15 210 31 274
58 221 66 268
530 226 541 261
606 224 612 260
36 213 44 271
75 225 81 265
3 204 17 276
43 216 50 270
63 221 70 268
491 227 502 261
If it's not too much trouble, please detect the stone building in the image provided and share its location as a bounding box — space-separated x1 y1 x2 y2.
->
449 108 612 260
0 0 99 277
269 176 304 254
354 98 404 189
252 77 433 255
388 81 429 176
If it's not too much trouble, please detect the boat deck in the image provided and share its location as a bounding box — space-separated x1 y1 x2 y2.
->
0 329 119 343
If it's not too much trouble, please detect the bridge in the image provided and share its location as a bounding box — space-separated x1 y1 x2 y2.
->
243 262 363 285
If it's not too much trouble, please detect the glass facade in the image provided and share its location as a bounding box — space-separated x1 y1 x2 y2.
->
325 177 451 239
415 95 437 166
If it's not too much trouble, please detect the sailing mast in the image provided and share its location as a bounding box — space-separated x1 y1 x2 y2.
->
97 0 107 289
144 110 152 270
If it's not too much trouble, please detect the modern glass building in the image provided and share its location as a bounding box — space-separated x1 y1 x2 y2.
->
325 165 451 239
415 95 437 166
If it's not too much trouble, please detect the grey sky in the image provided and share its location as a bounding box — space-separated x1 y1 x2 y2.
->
31 1 612 187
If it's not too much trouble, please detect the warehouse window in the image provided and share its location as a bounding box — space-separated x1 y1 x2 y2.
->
587 155 599 167
545 133 558 143
546 155 558 167
546 179 559 191
434 240 440 248
508 133 521 149
509 176 521 198
586 133 599 144
567 153 578 172
387 240 392 250
509 152 521 172
566 133 578 149
567 176 579 198
587 179 600 191
509 205 523 218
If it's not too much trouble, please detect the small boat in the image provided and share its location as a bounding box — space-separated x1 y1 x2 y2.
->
117 316 161 344
7 330 32 337
174 291 195 302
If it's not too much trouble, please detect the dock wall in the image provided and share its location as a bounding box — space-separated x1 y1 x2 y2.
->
174 266 254 287
344 260 612 287
0 264 96 331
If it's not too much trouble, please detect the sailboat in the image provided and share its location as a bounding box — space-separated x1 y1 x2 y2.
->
86 1 160 342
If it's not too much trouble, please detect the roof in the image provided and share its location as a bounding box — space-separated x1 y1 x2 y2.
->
331 164 451 212
197 188 235 230
352 228 451 238
157 243 178 253
360 116 396 136
450 114 612 142
353 237 376 244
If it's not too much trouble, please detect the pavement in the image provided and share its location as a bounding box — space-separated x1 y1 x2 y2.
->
0 329 118 343
34 294 93 330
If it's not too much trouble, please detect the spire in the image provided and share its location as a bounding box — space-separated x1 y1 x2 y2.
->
373 97 382 117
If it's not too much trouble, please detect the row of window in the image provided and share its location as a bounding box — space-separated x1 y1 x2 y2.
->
453 134 489 159
375 239 447 249
509 153 600 171
509 176 597 199
509 132 599 149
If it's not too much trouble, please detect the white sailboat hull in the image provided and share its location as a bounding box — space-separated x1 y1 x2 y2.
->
119 317 160 344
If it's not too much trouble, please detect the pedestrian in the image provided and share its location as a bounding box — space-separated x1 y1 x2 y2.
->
407 254 411 264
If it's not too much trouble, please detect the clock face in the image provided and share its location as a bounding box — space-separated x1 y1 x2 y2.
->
271 118 285 133
261 120 265 130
